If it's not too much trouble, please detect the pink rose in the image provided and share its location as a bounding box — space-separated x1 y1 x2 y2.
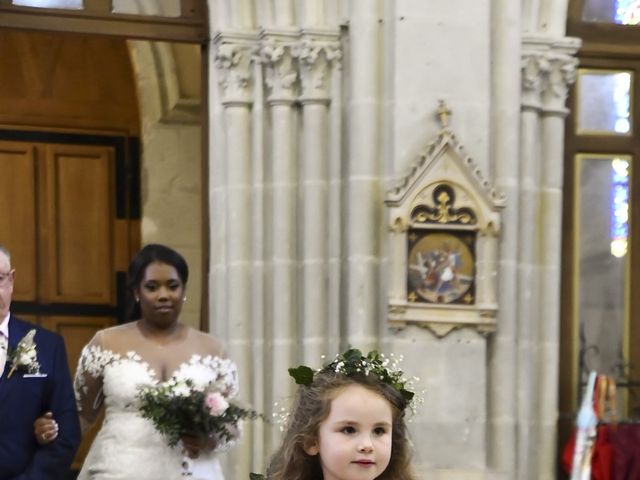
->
205 392 229 416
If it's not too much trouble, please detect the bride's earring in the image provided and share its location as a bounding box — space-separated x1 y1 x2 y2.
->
183 296 187 303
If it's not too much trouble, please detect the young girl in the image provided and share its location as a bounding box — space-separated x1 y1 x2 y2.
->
266 348 418 480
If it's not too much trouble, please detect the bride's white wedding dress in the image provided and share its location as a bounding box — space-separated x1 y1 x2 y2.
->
74 323 238 480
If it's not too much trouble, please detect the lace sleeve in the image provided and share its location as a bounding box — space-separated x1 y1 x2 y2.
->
73 332 118 430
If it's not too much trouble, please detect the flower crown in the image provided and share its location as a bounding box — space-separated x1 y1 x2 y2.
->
288 348 420 411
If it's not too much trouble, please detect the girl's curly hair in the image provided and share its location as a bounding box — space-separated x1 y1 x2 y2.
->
266 371 417 480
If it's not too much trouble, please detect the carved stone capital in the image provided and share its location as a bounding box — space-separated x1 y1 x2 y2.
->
521 35 581 115
294 35 342 104
542 53 579 116
213 33 258 106
521 52 549 111
260 36 298 104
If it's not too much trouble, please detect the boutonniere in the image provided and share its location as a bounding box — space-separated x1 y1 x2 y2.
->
7 329 41 378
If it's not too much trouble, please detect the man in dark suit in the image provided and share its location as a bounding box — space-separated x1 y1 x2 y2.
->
0 245 81 479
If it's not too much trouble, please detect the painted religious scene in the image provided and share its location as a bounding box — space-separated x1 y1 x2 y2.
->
407 230 476 305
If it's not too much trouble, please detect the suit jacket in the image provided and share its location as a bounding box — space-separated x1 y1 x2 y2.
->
0 316 81 479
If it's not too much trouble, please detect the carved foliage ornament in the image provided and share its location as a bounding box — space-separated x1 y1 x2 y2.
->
213 39 257 104
260 30 342 103
520 37 580 112
260 39 298 100
295 38 342 99
213 30 342 105
410 184 477 225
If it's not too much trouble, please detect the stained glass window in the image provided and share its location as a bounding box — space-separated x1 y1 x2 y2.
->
112 0 180 17
582 0 640 24
610 158 629 257
566 0 640 425
576 70 632 135
617 0 640 24
12 0 83 9
576 154 631 384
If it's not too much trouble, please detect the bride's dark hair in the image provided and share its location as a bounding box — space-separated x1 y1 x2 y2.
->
126 244 189 321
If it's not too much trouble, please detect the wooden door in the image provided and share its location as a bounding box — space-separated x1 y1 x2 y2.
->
0 131 139 470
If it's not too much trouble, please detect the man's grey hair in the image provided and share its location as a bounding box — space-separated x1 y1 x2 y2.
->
0 245 11 265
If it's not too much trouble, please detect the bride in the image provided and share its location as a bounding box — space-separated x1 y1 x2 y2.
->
73 244 238 479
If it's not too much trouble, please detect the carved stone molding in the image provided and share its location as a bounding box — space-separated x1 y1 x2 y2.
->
213 32 259 106
542 53 579 115
260 30 299 104
521 35 581 116
294 31 341 104
218 28 342 107
388 131 505 209
521 52 549 111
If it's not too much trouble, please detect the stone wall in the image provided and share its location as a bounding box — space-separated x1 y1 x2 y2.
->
204 1 579 479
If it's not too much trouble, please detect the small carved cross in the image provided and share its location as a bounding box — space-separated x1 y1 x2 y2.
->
436 100 451 129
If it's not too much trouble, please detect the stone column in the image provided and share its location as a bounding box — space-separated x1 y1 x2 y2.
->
296 31 341 364
488 0 521 476
539 0 572 35
537 38 579 480
346 0 383 348
517 42 548 480
508 36 579 480
211 31 257 475
327 34 344 355
249 44 266 471
260 30 299 451
209 0 256 31
300 0 327 26
271 0 296 26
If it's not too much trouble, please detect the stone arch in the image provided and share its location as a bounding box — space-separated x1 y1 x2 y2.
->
122 2 204 328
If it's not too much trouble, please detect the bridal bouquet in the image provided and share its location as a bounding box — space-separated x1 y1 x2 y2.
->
138 361 260 447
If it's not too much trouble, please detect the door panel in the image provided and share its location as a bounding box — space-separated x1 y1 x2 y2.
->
41 144 115 304
0 141 37 301
0 132 139 471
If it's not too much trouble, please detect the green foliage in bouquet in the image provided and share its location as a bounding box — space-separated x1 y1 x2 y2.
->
138 379 261 447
